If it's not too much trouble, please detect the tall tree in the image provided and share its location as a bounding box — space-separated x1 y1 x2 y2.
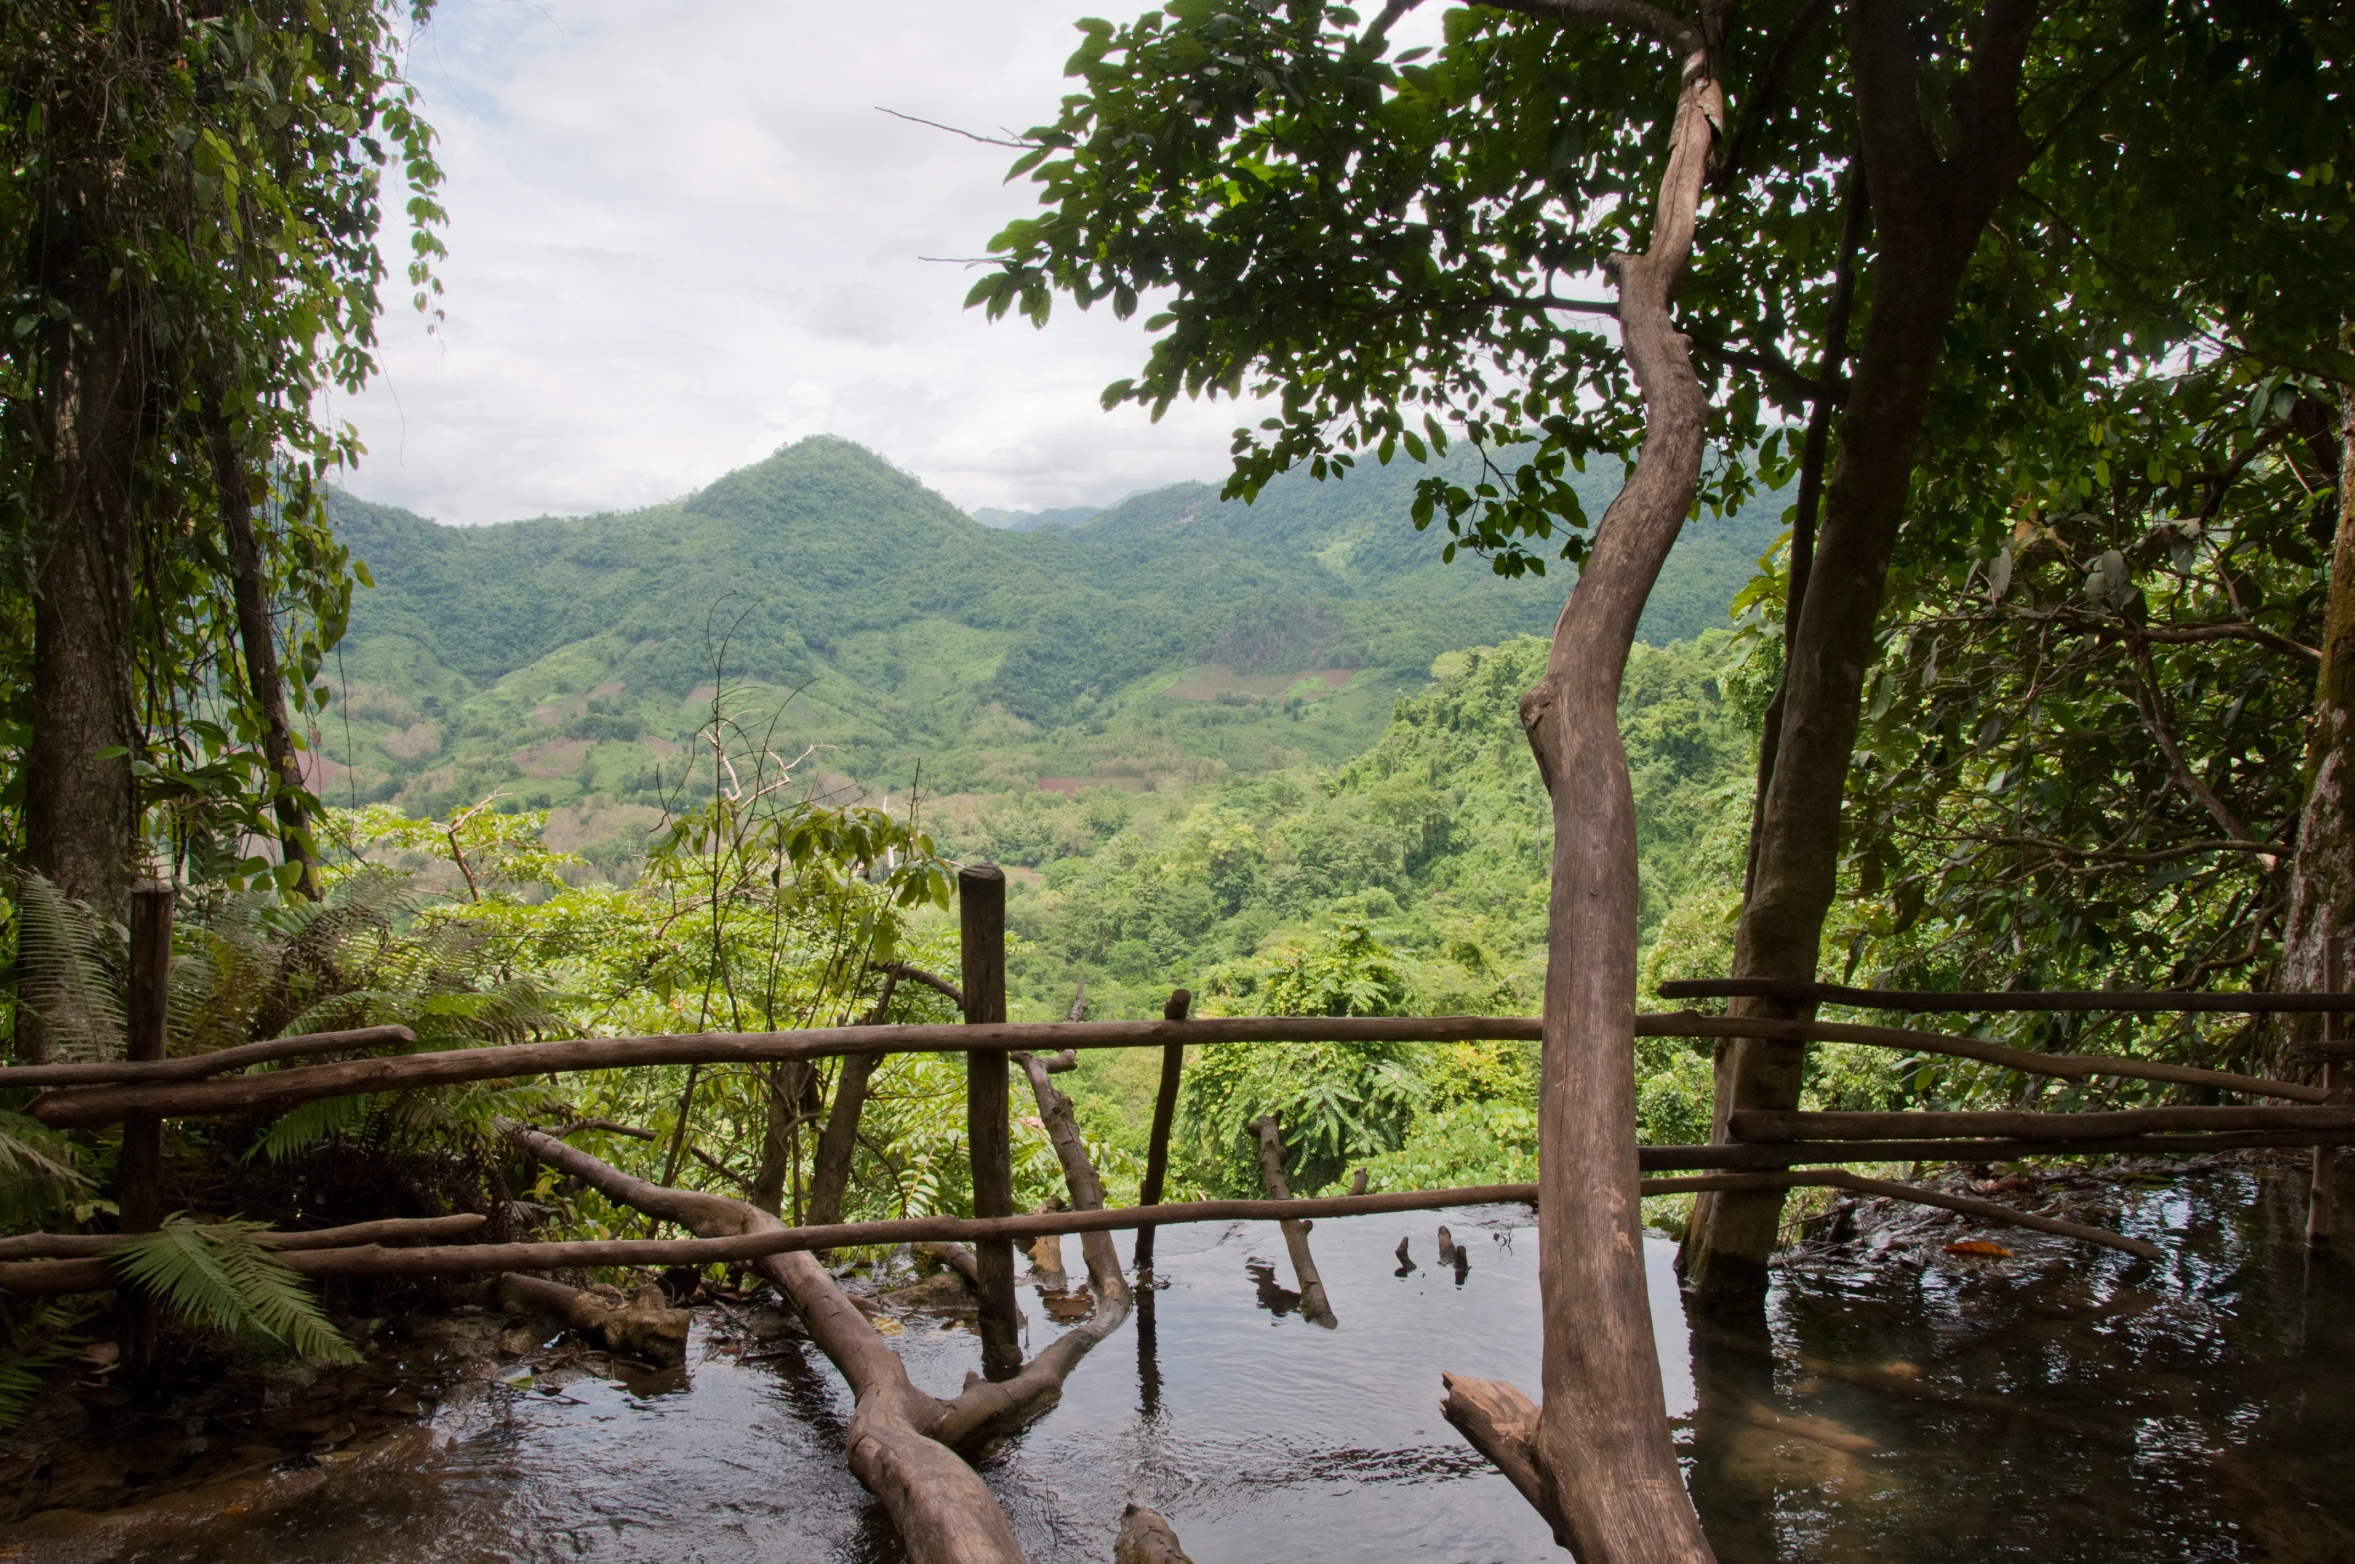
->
977 1 2355 1339
0 0 444 939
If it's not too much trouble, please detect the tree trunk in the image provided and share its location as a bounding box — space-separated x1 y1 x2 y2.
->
26 290 143 945
751 1060 814 1216
1453 50 1722 1564
806 1054 875 1227
2283 364 2355 1009
203 395 319 898
1683 0 2039 1303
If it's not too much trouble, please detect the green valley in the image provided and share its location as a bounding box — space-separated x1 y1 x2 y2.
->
326 433 1778 854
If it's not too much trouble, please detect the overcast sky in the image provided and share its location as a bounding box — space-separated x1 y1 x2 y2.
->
339 1 1435 527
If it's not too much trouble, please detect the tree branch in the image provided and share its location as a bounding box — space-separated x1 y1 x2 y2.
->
1478 0 1705 57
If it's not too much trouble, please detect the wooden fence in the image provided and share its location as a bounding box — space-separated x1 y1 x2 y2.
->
5 866 2352 1302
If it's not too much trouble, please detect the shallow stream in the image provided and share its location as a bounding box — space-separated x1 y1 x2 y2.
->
13 1158 2354 1562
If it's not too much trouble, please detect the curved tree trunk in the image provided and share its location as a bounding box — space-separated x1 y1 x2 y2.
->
1682 0 2038 1303
1444 51 1722 1564
203 394 319 899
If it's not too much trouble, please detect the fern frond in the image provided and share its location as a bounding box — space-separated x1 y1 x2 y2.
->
0 1110 91 1228
9 872 125 1063
208 1228 361 1363
253 1093 370 1161
112 1218 358 1363
0 1300 90 1427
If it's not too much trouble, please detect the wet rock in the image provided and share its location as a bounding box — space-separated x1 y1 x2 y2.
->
409 1312 511 1346
881 1270 976 1314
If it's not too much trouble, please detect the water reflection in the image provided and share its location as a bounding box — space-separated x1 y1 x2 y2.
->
20 1164 2355 1562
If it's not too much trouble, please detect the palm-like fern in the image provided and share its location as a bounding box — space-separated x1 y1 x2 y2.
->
0 1109 90 1228
112 1218 359 1363
0 1299 91 1426
9 870 126 1063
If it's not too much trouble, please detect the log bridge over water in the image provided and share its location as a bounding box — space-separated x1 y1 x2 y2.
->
4 871 2349 1560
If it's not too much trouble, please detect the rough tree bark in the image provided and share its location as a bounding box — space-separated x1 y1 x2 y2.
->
203 393 319 899
2284 364 2355 1003
1447 31 1723 1562
749 1060 819 1217
807 967 902 1230
1686 0 2040 1303
25 270 143 944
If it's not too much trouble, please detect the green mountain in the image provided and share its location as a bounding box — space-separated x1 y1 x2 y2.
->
322 435 1783 850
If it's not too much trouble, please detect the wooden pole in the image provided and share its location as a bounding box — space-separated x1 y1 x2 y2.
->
1133 987 1190 1275
1251 1113 1335 1327
119 880 172 1383
960 864 1019 1379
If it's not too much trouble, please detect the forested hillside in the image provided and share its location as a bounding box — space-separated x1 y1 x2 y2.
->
324 435 1783 848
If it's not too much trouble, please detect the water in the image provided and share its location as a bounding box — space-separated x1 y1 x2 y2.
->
15 1161 2355 1562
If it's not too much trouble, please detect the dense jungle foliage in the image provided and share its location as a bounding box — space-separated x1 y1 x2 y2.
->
3 0 2349 1442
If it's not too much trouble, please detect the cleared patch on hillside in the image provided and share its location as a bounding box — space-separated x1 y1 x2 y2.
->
1161 664 1354 701
1038 774 1157 796
542 801 664 855
381 722 443 762
513 739 592 778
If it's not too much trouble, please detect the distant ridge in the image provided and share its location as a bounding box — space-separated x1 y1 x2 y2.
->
324 434 1783 821
970 504 1103 532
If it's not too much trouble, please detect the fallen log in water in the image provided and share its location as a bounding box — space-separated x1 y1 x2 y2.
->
509 1126 1030 1564
1438 1373 1563 1544
497 1273 691 1365
1114 1504 1194 1564
921 1049 1136 1450
1251 1114 1335 1328
1730 1105 2355 1143
507 1046 1144 1560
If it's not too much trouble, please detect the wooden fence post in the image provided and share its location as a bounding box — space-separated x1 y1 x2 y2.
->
121 880 174 1382
960 864 1020 1378
1133 988 1190 1275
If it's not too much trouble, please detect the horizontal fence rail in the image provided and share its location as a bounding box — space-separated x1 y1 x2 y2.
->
0 1167 2176 1296
1730 1105 2355 1144
15 1007 2337 1129
1657 978 2355 1014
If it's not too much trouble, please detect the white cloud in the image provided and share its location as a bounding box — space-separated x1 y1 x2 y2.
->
344 0 1398 525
